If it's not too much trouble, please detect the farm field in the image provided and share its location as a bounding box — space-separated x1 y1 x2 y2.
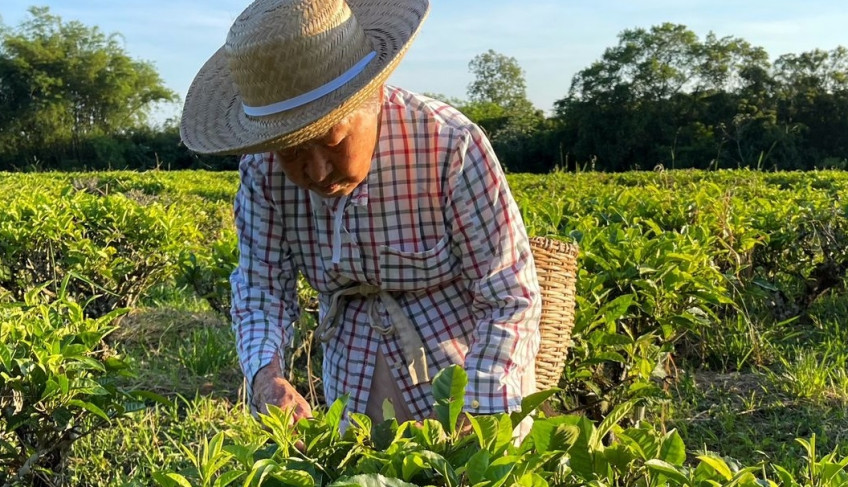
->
2 168 848 486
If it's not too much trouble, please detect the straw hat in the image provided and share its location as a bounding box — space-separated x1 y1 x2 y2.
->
180 0 430 155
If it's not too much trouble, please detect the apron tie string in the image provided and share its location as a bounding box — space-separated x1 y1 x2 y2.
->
316 284 430 385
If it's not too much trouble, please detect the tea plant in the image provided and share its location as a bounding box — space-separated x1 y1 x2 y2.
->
151 365 848 487
0 281 150 485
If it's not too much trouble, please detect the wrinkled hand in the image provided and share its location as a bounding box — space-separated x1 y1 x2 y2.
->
251 352 312 424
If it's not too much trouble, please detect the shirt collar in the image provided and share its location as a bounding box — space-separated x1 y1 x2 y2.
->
350 181 369 207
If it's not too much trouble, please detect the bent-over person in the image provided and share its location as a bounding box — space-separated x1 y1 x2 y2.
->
179 0 542 435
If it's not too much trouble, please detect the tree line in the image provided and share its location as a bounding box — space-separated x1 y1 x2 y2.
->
0 7 237 171
457 24 848 173
1 9 846 172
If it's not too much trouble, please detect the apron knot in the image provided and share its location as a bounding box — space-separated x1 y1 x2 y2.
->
316 284 430 385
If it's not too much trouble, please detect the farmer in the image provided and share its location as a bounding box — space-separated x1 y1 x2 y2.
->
179 0 541 430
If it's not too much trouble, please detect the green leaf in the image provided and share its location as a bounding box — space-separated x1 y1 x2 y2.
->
466 449 491 485
401 452 428 480
432 365 468 402
104 356 128 371
485 455 517 485
645 459 691 486
0 343 12 371
52 407 74 429
602 443 635 470
516 472 548 487
57 373 69 395
659 430 686 466
581 351 627 365
68 399 110 422
372 418 398 451
555 416 594 478
771 465 797 487
382 398 396 421
61 343 89 358
243 458 283 487
493 414 515 454
817 460 848 484
599 294 634 323
432 365 467 434
595 333 635 347
327 473 418 487
412 418 447 449
510 388 559 428
43 378 61 400
529 417 578 454
65 355 106 372
223 442 262 469
410 450 457 485
618 427 658 460
131 390 174 408
213 470 245 487
325 394 349 437
272 469 315 487
349 411 372 435
469 414 500 450
697 454 733 480
552 424 581 451
590 401 634 449
151 472 193 487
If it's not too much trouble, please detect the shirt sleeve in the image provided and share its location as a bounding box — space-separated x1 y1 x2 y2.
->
230 153 300 399
446 125 542 414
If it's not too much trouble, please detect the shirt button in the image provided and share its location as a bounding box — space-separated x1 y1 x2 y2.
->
470 399 480 409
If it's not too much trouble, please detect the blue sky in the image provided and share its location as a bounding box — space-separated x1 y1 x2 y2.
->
4 1 848 123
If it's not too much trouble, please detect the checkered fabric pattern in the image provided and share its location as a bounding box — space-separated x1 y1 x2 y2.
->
231 85 541 418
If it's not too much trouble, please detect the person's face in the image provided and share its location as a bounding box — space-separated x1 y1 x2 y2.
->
276 105 380 198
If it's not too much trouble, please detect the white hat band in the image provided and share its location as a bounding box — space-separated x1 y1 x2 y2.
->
242 51 377 117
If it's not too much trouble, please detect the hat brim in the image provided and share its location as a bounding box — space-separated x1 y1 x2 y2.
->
180 0 429 155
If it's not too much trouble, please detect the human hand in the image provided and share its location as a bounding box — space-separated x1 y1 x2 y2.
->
251 353 312 424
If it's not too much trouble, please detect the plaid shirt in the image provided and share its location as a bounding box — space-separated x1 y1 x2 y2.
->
231 85 541 418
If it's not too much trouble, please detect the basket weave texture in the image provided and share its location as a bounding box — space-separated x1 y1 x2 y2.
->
529 236 579 391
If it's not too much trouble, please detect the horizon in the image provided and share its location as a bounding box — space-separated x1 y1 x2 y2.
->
3 1 848 124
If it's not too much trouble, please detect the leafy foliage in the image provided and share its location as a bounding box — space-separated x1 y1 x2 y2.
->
0 170 845 484
554 24 848 172
0 181 201 318
0 283 145 485
0 7 177 168
150 365 848 487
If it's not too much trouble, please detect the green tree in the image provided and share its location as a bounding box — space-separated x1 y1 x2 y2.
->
774 46 848 96
694 32 771 94
559 23 797 170
466 49 542 129
463 50 548 171
467 49 528 107
568 23 700 105
0 6 177 167
771 47 848 167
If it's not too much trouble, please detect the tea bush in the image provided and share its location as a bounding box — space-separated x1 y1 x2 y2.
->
152 365 848 487
0 187 202 318
0 283 149 485
2 169 848 485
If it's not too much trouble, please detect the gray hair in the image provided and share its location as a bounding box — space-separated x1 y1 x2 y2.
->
334 87 382 128
352 86 383 117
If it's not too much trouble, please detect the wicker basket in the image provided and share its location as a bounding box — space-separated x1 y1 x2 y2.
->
529 236 579 391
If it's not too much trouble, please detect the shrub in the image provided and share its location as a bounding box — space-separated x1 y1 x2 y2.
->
0 186 201 318
0 284 148 486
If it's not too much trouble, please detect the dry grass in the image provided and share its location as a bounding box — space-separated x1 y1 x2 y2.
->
114 307 228 345
112 307 245 402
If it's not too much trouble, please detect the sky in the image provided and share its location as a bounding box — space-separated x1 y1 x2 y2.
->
3 0 848 124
